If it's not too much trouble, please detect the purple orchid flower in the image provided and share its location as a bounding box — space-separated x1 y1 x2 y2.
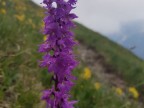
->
39 0 78 107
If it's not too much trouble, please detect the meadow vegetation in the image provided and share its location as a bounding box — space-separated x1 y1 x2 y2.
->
0 0 144 107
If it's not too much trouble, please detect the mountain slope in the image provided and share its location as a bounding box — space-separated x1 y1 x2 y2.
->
0 0 144 107
75 23 144 89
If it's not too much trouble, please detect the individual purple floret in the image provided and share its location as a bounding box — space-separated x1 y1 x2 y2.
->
39 0 78 107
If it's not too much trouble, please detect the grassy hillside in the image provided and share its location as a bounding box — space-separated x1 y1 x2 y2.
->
75 23 144 89
0 0 144 107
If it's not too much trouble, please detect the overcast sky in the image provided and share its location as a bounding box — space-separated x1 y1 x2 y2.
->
32 0 144 35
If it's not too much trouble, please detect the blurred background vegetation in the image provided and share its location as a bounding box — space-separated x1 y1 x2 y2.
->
0 0 144 108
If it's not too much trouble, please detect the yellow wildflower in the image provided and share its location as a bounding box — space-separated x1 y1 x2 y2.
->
128 87 139 99
15 4 26 11
43 36 47 41
32 23 36 28
41 22 45 28
0 9 6 14
82 67 91 80
28 19 36 28
115 87 123 96
2 1 6 6
14 14 25 22
28 19 32 24
94 82 101 90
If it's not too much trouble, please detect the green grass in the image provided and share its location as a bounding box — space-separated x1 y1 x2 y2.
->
0 0 143 107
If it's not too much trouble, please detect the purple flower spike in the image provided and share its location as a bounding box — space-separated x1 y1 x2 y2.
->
39 0 78 107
